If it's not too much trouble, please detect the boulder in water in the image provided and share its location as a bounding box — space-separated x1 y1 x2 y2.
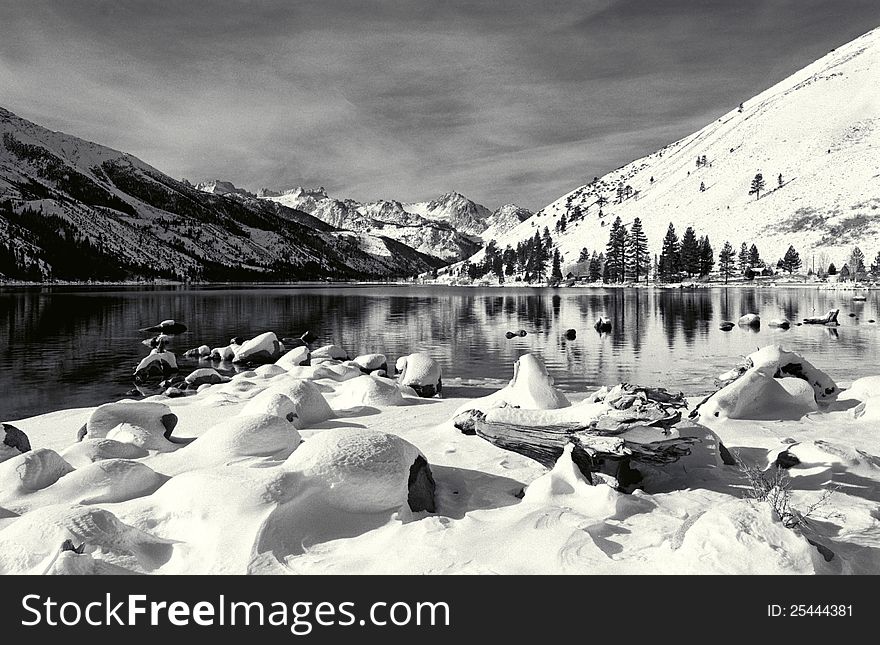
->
311 344 349 361
233 332 282 364
275 346 310 370
133 351 178 383
594 317 612 332
185 367 224 387
719 321 735 331
564 329 577 340
768 318 791 329
737 313 760 327
352 353 388 374
139 319 188 335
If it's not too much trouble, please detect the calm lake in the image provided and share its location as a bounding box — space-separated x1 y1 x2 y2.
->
2 284 877 421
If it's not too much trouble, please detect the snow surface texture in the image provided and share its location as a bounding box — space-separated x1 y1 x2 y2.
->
460 26 880 271
4 342 880 574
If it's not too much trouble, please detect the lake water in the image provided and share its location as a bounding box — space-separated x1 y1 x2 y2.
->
2 284 877 421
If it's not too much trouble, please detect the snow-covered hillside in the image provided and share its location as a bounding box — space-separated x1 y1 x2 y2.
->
480 26 880 272
0 108 443 281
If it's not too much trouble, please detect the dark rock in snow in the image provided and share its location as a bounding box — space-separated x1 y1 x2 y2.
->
775 450 800 469
407 455 436 512
2 423 31 453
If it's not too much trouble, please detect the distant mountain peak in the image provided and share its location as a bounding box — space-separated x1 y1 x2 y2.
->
194 179 254 197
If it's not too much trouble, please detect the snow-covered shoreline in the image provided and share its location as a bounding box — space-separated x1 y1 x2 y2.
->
3 337 880 576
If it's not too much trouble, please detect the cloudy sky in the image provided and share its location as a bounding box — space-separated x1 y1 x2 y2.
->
1 1 879 210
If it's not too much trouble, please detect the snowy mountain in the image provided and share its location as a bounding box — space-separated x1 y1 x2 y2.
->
261 187 484 261
473 26 880 273
0 107 443 281
405 191 493 238
193 179 254 198
484 203 533 241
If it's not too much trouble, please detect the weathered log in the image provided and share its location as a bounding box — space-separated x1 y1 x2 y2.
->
803 309 839 325
465 410 700 489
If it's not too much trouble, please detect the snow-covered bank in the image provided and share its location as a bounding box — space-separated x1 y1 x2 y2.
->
2 342 880 575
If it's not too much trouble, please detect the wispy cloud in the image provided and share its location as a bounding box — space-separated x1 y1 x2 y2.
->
1 0 877 209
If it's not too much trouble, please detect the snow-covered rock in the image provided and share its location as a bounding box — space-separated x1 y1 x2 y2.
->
311 344 349 361
352 353 388 373
106 422 176 451
78 401 178 443
738 313 761 327
335 375 406 407
396 352 442 397
233 332 282 364
284 428 434 513
275 346 310 370
0 448 73 497
60 438 149 468
133 351 178 382
189 413 301 460
185 367 224 387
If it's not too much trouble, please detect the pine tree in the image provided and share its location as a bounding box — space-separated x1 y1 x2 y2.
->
679 226 700 277
604 216 627 283
849 246 866 277
698 235 714 277
718 241 736 284
871 253 880 276
627 217 649 283
658 223 681 282
738 242 750 274
699 181 705 192
551 249 563 281
748 244 761 268
782 245 802 274
588 252 603 282
559 213 567 233
749 173 766 200
578 247 590 263
828 263 837 275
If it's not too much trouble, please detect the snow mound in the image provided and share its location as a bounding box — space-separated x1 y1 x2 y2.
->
284 428 429 513
275 346 310 370
311 345 349 361
106 422 176 451
455 353 570 416
185 368 224 387
79 401 177 443
60 438 149 468
188 413 301 462
698 346 835 420
284 363 362 382
0 448 74 497
27 459 166 507
0 505 173 574
352 353 388 372
667 500 821 574
334 375 406 407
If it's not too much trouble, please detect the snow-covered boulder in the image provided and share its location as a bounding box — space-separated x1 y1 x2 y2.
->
133 351 178 382
254 364 287 379
275 346 310 370
29 459 166 506
1 423 31 464
844 376 880 421
106 422 176 451
396 352 442 397
0 506 172 575
233 332 282 364
0 448 73 497
267 380 334 425
738 313 761 327
60 438 149 468
185 367 224 387
352 353 388 374
749 346 837 402
311 344 349 361
211 343 238 361
768 318 791 329
78 401 178 443
241 391 299 422
335 375 406 407
455 353 569 417
285 428 435 512
283 363 362 382
190 413 301 460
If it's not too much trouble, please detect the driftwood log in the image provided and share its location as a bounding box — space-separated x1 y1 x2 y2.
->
455 385 695 490
803 309 839 325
